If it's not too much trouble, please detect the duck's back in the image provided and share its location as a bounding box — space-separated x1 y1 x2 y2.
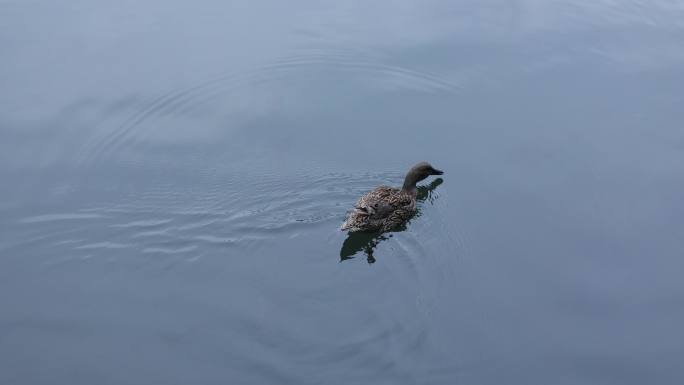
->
341 186 417 232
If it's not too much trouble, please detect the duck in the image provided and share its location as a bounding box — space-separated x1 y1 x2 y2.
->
341 162 443 233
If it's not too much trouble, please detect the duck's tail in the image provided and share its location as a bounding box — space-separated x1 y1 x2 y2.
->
340 210 368 231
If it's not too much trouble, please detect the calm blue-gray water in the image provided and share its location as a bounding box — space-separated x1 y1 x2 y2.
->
2 1 684 384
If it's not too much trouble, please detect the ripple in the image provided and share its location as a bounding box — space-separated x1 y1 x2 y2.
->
78 49 462 166
192 235 239 245
5 168 458 271
142 245 197 254
19 213 103 224
131 229 169 239
110 218 173 228
75 242 130 250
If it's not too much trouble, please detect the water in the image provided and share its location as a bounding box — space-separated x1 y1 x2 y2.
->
2 1 684 383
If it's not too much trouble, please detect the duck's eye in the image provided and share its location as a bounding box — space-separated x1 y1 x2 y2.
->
373 203 378 208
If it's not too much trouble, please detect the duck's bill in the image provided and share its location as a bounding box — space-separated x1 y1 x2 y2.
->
431 168 444 175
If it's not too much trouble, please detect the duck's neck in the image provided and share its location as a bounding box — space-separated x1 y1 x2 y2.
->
401 173 418 193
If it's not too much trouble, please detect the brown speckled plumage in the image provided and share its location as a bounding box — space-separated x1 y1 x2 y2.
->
341 162 443 233
341 186 416 232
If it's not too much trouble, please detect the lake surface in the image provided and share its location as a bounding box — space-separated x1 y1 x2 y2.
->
2 1 684 384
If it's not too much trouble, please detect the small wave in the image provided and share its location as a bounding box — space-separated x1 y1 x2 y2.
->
110 218 173 228
19 213 103 224
192 235 239 244
78 49 462 166
131 229 169 239
75 242 130 250
8 169 456 270
142 245 197 254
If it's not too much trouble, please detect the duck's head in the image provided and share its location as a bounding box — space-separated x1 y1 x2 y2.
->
402 161 443 191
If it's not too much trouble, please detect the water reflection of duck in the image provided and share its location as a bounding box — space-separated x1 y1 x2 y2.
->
340 172 444 263
341 162 443 233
